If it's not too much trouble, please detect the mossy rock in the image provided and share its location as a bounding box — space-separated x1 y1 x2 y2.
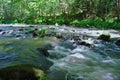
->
0 65 47 80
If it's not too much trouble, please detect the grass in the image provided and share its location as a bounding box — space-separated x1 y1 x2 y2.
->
1 16 120 29
70 20 120 29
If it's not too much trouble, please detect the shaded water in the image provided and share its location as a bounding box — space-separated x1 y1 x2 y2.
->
0 25 120 80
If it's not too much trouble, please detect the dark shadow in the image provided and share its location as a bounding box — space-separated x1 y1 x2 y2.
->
0 65 43 80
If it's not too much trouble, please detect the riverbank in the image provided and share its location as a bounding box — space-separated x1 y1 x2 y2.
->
1 19 120 29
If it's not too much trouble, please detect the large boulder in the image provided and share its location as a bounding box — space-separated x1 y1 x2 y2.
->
0 65 47 80
98 34 111 41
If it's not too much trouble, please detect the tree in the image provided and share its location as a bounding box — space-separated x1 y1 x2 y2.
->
115 0 120 22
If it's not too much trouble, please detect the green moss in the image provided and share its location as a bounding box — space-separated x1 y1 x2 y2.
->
0 65 48 80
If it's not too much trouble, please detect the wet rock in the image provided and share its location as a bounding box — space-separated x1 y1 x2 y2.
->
48 26 55 30
16 35 21 37
0 29 3 32
46 33 52 37
0 65 47 80
37 48 49 57
73 36 82 41
72 29 76 32
33 32 38 37
29 25 34 27
25 32 29 34
2 31 6 35
78 41 93 48
32 28 39 37
56 33 63 39
18 28 24 31
8 26 13 27
115 38 120 46
96 32 100 34
98 34 111 41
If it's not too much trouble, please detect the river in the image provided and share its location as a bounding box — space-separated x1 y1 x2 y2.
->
0 25 120 80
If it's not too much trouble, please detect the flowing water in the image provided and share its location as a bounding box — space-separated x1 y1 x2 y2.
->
0 25 120 80
47 42 120 80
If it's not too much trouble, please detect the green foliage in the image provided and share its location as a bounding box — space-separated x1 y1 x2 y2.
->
70 20 80 26
70 19 120 29
50 30 57 36
0 0 120 29
0 65 48 80
39 29 46 37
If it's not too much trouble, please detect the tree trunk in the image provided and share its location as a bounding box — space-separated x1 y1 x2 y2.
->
116 0 120 22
